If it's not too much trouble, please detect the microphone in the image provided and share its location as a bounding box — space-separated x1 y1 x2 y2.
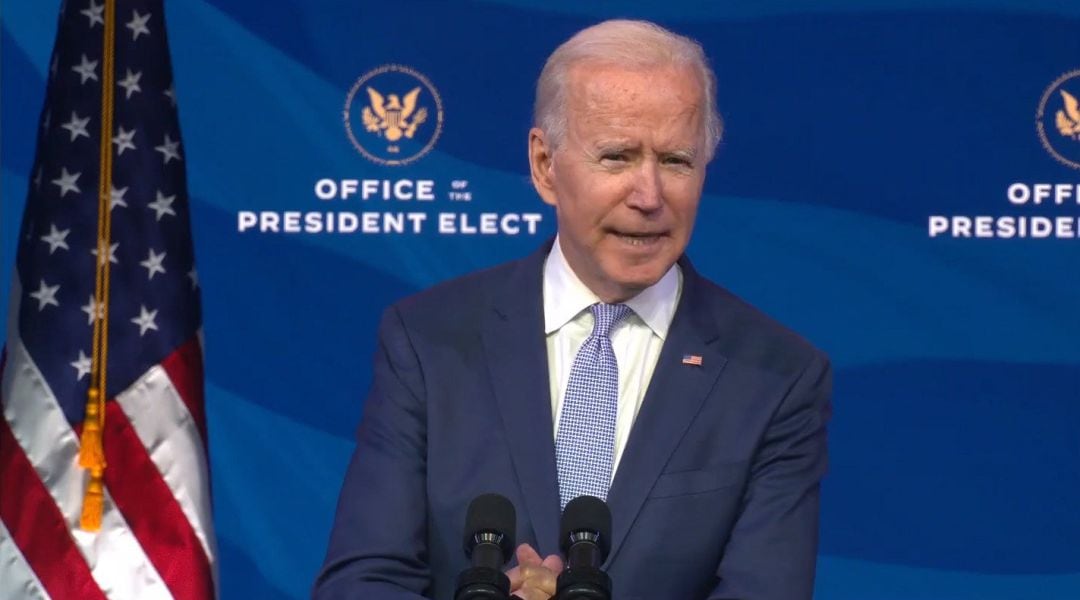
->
555 496 612 600
455 493 516 600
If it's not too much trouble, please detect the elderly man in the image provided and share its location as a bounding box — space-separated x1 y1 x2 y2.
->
315 19 830 600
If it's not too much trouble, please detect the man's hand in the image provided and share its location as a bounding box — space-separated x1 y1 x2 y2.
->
507 543 563 600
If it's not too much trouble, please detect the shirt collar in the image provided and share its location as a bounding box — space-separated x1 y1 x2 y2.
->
543 235 681 339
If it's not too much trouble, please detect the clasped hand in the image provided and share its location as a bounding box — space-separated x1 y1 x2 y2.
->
506 543 564 600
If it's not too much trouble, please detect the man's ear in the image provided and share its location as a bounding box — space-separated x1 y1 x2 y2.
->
528 128 558 207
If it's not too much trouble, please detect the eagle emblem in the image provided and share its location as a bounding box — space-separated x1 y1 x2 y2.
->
1055 89 1080 140
362 86 428 142
344 64 444 166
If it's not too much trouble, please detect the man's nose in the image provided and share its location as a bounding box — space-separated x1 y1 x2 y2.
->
626 160 663 212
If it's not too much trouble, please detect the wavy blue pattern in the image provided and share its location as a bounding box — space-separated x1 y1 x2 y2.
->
688 195 1080 366
166 0 556 285
0 27 47 176
482 0 1080 20
191 196 416 437
824 361 1079 572
206 381 352 599
2 0 1078 598
815 556 1080 599
194 1 1080 224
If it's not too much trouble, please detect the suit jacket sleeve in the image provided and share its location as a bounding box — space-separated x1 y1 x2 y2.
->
707 350 833 600
313 306 432 599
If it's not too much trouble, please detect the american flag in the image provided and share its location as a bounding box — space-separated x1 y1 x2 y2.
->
1 1 217 598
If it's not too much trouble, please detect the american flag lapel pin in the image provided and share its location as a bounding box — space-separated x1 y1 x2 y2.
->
682 354 703 366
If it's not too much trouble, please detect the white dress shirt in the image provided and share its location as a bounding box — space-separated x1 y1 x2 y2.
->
543 236 683 479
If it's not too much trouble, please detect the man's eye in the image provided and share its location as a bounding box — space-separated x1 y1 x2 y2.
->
601 153 627 162
663 156 692 167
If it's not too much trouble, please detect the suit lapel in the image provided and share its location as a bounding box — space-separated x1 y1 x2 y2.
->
604 259 728 566
481 243 562 556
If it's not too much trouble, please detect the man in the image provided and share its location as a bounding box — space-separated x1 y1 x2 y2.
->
314 19 831 600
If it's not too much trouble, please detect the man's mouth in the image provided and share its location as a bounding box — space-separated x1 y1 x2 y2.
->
611 231 666 246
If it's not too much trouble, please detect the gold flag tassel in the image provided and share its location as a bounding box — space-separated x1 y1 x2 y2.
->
78 389 107 470
79 0 117 532
78 388 107 530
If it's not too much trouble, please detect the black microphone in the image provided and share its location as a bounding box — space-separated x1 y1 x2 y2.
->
555 496 612 600
455 493 516 600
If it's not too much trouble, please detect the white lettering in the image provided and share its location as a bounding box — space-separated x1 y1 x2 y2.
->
952 216 972 237
416 180 434 201
392 180 413 200
1056 216 1075 237
314 179 337 200
928 216 948 237
438 212 455 234
1033 183 1051 205
384 211 404 233
341 179 359 200
406 212 427 233
238 210 539 235
339 212 359 233
238 211 257 232
1055 183 1074 205
997 216 1015 238
1007 183 1029 205
362 212 380 233
283 211 301 233
260 212 280 233
1031 216 1052 237
501 213 520 235
522 213 543 235
459 213 478 234
360 179 379 200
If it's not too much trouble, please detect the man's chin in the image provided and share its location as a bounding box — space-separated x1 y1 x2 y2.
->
598 267 670 301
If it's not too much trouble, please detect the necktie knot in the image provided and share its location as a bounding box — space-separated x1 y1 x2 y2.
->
590 303 632 339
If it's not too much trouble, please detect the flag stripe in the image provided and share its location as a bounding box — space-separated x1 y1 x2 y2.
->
0 415 104 600
4 3 215 597
103 401 214 600
116 357 216 564
1 324 85 523
3 318 173 600
0 519 51 600
159 337 208 446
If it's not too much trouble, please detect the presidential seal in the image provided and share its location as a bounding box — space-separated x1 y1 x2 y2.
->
1037 69 1080 170
344 65 444 166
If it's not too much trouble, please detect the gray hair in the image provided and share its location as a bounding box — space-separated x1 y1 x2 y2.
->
533 19 723 161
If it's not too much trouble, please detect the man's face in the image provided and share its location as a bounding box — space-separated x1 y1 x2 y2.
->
530 62 708 303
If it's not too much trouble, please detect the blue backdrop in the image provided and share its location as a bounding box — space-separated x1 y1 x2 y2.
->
3 1 1079 598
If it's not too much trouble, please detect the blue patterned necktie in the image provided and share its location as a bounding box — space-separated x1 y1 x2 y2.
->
555 302 633 510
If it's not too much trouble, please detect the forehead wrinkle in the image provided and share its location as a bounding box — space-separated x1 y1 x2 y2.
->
577 63 704 105
562 63 707 154
593 137 637 151
573 100 700 143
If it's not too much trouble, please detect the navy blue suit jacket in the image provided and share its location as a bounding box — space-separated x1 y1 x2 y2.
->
314 243 831 599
